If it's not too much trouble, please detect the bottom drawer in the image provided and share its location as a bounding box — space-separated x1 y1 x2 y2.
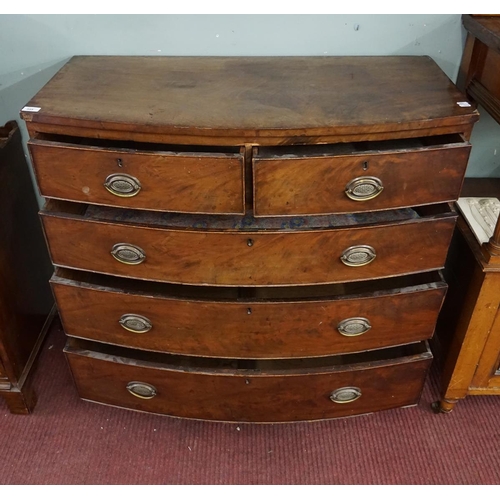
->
64 339 432 422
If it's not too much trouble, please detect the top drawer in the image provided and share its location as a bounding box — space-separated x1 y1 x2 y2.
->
253 135 471 216
28 138 245 215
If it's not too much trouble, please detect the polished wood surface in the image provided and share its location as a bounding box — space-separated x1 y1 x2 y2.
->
29 139 245 214
41 207 456 286
21 56 478 144
253 137 470 216
65 338 432 422
52 269 446 358
0 121 54 414
21 56 478 421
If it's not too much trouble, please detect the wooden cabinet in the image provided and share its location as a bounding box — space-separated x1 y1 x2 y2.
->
458 15 500 125
21 56 478 422
431 15 500 413
433 179 500 412
0 121 54 414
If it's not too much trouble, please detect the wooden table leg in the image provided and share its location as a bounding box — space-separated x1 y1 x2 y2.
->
431 398 459 414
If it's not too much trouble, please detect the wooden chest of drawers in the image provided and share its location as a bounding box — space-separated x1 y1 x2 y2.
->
21 56 478 422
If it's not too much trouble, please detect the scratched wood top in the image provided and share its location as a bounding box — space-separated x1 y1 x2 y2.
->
21 56 478 140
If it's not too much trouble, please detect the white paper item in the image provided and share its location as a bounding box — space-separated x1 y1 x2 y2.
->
456 197 500 245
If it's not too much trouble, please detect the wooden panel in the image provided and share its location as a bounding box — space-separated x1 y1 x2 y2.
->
462 15 500 54
51 269 447 358
460 15 500 127
41 207 457 286
21 56 478 143
471 274 500 388
253 138 470 216
0 121 54 414
29 139 245 214
25 122 477 148
476 48 500 102
0 122 53 383
64 339 432 422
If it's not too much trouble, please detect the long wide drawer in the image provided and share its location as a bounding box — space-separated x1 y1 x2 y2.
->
29 138 245 214
64 338 433 422
52 269 447 358
41 202 457 286
253 135 471 216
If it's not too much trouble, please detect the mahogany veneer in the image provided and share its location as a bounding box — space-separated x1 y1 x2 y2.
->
21 56 478 421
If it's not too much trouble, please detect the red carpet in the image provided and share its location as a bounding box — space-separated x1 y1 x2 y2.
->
1 317 499 485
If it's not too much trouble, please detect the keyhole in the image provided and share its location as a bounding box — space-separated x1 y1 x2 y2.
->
247 308 252 315
117 158 123 168
363 161 369 171
247 239 254 247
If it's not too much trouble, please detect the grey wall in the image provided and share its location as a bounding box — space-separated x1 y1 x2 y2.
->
1 14 499 191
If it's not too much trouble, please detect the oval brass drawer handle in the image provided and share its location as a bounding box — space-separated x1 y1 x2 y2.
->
104 173 142 198
126 381 157 400
119 314 152 333
330 387 362 404
345 176 384 201
111 243 146 265
340 245 376 267
337 317 372 336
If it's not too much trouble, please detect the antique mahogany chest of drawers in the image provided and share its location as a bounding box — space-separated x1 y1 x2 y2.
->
21 56 478 422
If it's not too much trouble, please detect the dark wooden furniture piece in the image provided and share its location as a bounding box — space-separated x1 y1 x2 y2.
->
458 15 500 125
0 121 54 414
21 56 478 422
431 14 500 413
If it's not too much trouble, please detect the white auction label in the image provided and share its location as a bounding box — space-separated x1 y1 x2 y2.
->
21 106 41 112
456 101 472 107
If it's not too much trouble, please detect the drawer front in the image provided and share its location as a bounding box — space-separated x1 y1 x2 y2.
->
29 140 245 214
65 342 432 422
41 212 456 286
52 274 446 358
253 143 471 216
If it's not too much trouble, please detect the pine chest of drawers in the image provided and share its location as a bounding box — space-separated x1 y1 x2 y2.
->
21 56 478 422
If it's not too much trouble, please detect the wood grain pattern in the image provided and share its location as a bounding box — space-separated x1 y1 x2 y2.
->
51 270 446 358
456 16 500 258
439 21 500 413
29 139 245 214
458 15 500 126
254 139 471 216
26 122 477 147
21 56 476 420
471 285 500 388
64 339 432 422
462 15 500 53
21 56 478 144
433 178 500 412
40 208 457 287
